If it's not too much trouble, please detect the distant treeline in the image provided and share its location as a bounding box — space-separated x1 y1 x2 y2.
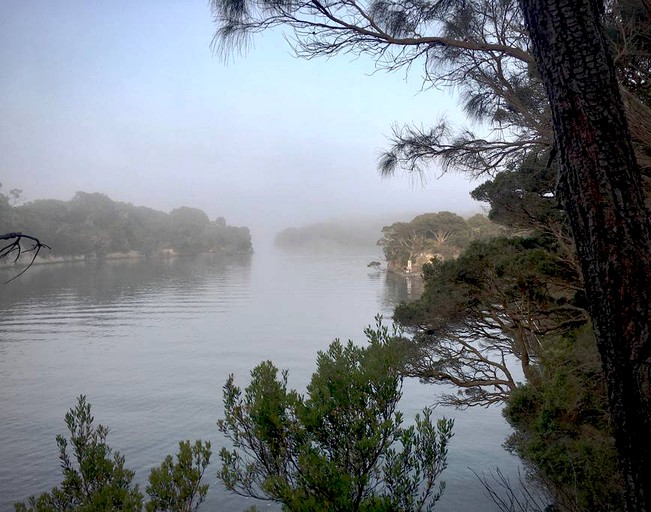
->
273 213 506 259
274 219 384 251
0 190 252 259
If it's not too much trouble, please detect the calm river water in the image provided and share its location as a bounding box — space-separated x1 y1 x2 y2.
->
0 246 519 511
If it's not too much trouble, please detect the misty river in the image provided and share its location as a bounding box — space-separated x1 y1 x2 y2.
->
0 245 520 511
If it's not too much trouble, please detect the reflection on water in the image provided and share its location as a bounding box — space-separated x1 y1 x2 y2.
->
1 254 253 302
0 256 253 344
381 270 425 310
0 248 517 511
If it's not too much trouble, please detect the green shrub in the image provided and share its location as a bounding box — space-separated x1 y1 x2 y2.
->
503 328 624 511
15 397 211 512
217 319 454 511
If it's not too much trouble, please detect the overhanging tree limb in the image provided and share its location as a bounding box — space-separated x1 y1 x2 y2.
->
212 0 545 177
214 0 651 181
0 232 50 283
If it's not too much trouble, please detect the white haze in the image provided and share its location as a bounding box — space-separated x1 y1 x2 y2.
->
1 1 483 242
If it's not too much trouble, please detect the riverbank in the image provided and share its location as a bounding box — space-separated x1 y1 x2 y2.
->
0 248 254 270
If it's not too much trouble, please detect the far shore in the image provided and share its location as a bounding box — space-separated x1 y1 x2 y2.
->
0 248 253 269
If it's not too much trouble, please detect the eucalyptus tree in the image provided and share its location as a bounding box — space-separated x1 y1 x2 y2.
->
519 2 651 510
378 221 428 268
378 212 474 268
211 0 651 508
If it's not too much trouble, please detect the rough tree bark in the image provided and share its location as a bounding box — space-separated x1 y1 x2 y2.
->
518 1 651 510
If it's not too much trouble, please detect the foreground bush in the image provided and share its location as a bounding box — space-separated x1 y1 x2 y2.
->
503 327 625 511
217 319 454 511
14 396 211 512
15 321 452 512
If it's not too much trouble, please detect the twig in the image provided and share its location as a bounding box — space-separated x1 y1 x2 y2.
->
0 232 51 283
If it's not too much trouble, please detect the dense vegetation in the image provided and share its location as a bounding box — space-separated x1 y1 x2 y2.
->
503 327 623 511
390 159 625 509
378 212 506 271
0 188 252 260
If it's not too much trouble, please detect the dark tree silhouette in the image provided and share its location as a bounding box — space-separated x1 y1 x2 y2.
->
519 1 651 510
0 232 50 283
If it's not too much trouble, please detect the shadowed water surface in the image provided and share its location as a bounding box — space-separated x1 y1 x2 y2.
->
0 247 519 511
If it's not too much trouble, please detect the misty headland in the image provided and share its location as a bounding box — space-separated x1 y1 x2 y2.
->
0 191 252 264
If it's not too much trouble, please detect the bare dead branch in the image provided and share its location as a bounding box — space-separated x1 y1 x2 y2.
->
0 232 51 283
472 467 552 512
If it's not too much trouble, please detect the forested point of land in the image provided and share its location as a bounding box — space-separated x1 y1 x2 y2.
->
0 190 252 261
378 211 508 272
386 191 626 509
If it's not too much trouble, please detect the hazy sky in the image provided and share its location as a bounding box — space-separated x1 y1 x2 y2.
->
1 1 483 235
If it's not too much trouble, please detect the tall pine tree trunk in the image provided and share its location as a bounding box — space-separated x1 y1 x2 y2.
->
518 1 651 510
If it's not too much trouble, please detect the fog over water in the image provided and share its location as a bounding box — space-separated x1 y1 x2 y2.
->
0 247 519 512
1 1 481 233
0 3 514 509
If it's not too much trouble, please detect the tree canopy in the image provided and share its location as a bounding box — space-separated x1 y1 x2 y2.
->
378 212 506 269
1 191 252 261
394 234 586 407
211 0 651 180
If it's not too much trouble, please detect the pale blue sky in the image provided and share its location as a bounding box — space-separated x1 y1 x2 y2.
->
1 0 482 235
